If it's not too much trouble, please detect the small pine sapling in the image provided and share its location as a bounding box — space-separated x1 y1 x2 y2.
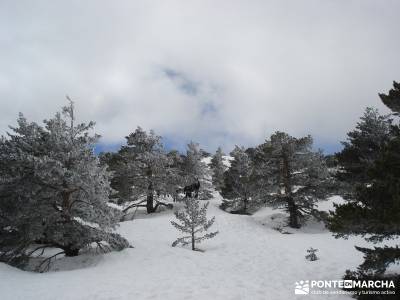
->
305 247 319 261
171 199 218 251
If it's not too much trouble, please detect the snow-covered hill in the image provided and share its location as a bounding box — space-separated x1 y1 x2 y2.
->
0 194 382 300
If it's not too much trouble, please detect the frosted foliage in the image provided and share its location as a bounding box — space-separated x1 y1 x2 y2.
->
253 132 331 227
171 199 218 250
221 146 254 212
210 147 226 191
119 127 184 213
185 142 208 181
124 127 172 198
0 101 128 266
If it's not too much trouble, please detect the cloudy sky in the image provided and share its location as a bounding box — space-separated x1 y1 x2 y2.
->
1 0 399 154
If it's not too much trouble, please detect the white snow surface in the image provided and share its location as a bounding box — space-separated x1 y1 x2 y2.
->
0 194 393 300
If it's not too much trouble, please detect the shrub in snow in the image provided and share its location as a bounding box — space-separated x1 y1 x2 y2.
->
171 199 218 251
305 247 318 261
0 100 129 271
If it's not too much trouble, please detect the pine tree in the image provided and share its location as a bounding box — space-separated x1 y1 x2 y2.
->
328 82 400 298
330 137 400 240
253 132 330 228
0 101 129 269
379 81 400 114
221 146 254 214
210 147 226 191
99 151 132 204
183 141 211 199
165 149 187 201
118 127 174 214
171 199 218 251
184 141 208 181
336 107 392 198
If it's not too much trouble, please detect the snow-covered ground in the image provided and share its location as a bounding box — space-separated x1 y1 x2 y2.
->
0 194 387 300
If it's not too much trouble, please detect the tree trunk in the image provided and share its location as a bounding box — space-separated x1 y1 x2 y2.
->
287 196 300 228
146 193 154 213
281 152 299 228
191 230 195 251
191 221 196 251
61 190 72 222
146 182 155 213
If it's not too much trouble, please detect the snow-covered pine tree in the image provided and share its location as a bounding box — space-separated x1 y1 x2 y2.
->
184 141 207 181
336 107 392 199
119 127 174 214
221 146 254 214
379 81 400 114
253 132 330 228
164 149 187 201
0 100 129 269
183 141 211 199
171 199 218 251
99 151 133 204
329 83 400 298
210 147 226 191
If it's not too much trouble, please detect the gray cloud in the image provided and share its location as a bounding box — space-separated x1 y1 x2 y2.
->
1 0 399 153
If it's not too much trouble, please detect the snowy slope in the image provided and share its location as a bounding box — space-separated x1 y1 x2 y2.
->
252 196 347 234
0 194 385 300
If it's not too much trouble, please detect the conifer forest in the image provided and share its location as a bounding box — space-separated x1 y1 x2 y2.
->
1 1 399 299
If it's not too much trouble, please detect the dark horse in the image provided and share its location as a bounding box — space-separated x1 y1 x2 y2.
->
183 179 200 199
